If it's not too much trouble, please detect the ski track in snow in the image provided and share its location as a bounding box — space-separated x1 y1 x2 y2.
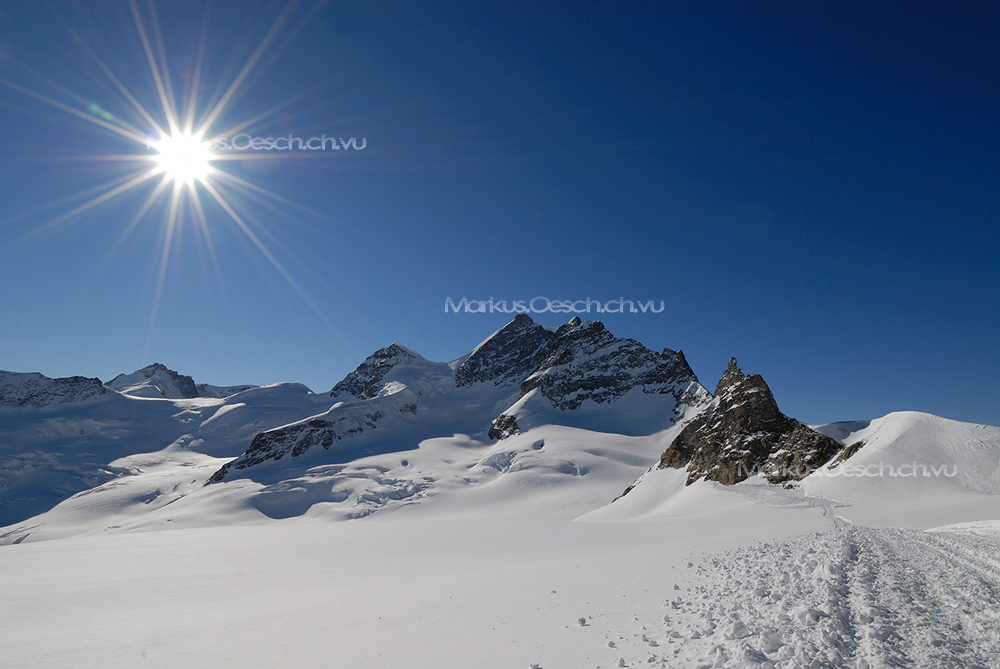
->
580 528 999 669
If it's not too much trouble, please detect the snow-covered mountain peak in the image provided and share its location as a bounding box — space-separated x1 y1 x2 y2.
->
329 343 427 400
516 317 705 412
106 363 200 400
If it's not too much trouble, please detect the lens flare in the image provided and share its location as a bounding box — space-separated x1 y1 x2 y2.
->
152 131 212 184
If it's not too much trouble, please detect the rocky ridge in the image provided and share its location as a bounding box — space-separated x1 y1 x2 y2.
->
0 371 107 408
454 313 557 389
206 408 387 483
488 317 708 439
519 318 702 410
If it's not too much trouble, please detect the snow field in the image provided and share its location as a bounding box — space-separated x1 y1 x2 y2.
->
636 527 1000 668
0 511 832 669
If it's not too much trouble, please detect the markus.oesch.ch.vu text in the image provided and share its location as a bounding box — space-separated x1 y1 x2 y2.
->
446 296 664 314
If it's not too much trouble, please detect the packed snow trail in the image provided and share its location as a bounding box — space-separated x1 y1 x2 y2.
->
592 527 999 668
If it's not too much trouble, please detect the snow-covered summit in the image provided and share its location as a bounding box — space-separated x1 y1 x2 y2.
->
106 363 201 399
330 343 425 400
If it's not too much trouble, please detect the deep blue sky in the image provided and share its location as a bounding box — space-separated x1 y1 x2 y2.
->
0 1 997 425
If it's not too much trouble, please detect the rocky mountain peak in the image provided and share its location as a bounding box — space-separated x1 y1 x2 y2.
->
455 314 556 388
718 356 741 387
487 318 710 439
142 363 200 399
330 343 417 400
654 359 845 485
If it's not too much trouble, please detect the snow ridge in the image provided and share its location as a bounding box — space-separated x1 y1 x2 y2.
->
0 371 107 408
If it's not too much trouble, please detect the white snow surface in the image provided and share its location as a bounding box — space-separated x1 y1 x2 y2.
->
804 412 1000 528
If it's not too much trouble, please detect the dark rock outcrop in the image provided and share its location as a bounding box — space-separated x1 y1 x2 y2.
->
656 358 845 485
488 414 521 440
150 363 199 399
826 439 867 469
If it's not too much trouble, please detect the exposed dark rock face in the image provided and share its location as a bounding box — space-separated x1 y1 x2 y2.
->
826 440 867 469
519 318 705 413
330 344 415 400
656 358 845 485
488 414 521 441
207 410 385 483
0 371 107 408
455 314 555 388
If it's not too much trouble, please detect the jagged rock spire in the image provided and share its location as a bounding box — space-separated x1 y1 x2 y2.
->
656 359 846 485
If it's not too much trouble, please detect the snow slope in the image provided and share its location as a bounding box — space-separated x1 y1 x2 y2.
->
0 423 689 543
0 404 997 668
804 412 1000 528
0 380 331 527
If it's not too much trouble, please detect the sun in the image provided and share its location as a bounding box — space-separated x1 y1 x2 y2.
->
152 131 213 185
0 0 344 359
